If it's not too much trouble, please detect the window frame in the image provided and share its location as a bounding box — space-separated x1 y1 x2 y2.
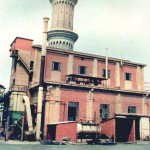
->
128 106 136 113
68 102 79 121
125 72 132 81
102 69 111 78
78 65 87 75
100 104 110 121
51 61 61 71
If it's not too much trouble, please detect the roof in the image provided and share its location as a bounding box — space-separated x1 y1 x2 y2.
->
10 37 33 46
33 44 146 67
115 113 150 118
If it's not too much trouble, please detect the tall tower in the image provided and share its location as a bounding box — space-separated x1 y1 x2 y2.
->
48 0 78 50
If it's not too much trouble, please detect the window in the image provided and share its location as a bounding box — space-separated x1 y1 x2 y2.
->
128 106 136 113
68 102 79 121
30 61 34 70
51 61 61 71
78 66 87 75
125 73 132 81
29 72 33 82
100 104 109 121
102 69 111 78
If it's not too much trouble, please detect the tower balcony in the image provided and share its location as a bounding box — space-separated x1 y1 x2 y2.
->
48 30 78 50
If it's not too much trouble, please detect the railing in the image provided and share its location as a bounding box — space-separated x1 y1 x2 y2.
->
66 74 106 87
79 117 100 124
10 50 18 57
10 50 30 72
10 85 28 93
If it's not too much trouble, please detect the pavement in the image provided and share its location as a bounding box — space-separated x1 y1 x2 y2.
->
0 139 150 145
0 139 40 145
136 141 150 145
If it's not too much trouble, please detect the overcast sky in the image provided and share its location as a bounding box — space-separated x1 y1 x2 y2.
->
0 0 150 90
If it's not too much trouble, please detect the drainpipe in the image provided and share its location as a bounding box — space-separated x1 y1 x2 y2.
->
36 17 49 140
105 48 108 86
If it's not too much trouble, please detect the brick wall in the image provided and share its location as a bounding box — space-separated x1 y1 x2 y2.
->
55 122 77 142
74 57 93 76
13 38 33 51
122 95 143 114
100 118 115 139
61 89 87 121
97 61 116 87
128 119 135 142
93 92 116 121
120 66 137 90
45 52 68 82
15 63 29 86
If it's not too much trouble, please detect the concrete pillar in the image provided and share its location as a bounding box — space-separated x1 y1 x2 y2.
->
36 87 43 140
67 54 74 74
92 59 97 77
142 96 148 115
140 117 150 140
54 87 61 122
86 90 94 122
115 93 122 114
141 67 144 91
136 66 140 91
136 66 145 91
115 62 120 87
48 86 61 122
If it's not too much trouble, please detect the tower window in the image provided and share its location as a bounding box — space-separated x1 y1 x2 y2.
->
125 73 132 81
51 61 61 71
78 66 87 75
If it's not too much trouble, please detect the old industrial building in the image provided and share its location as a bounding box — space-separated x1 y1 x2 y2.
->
8 0 150 143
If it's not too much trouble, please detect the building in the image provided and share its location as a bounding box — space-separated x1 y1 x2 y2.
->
8 0 150 143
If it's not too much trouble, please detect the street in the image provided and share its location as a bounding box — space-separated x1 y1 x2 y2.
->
0 143 150 150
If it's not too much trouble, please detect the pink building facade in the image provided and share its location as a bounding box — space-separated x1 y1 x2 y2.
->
8 37 150 142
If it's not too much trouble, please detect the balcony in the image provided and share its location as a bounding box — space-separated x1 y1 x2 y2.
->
10 50 18 57
66 74 107 86
10 85 28 93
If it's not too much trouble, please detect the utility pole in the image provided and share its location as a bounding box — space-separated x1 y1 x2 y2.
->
36 17 49 140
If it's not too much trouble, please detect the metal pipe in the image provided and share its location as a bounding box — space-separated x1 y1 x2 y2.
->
36 17 49 140
23 96 33 132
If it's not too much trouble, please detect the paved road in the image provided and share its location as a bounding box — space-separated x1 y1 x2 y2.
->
0 143 150 150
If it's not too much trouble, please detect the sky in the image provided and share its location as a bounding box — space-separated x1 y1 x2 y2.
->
0 0 150 90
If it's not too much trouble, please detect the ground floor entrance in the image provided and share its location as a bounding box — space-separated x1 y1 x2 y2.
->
116 117 140 142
